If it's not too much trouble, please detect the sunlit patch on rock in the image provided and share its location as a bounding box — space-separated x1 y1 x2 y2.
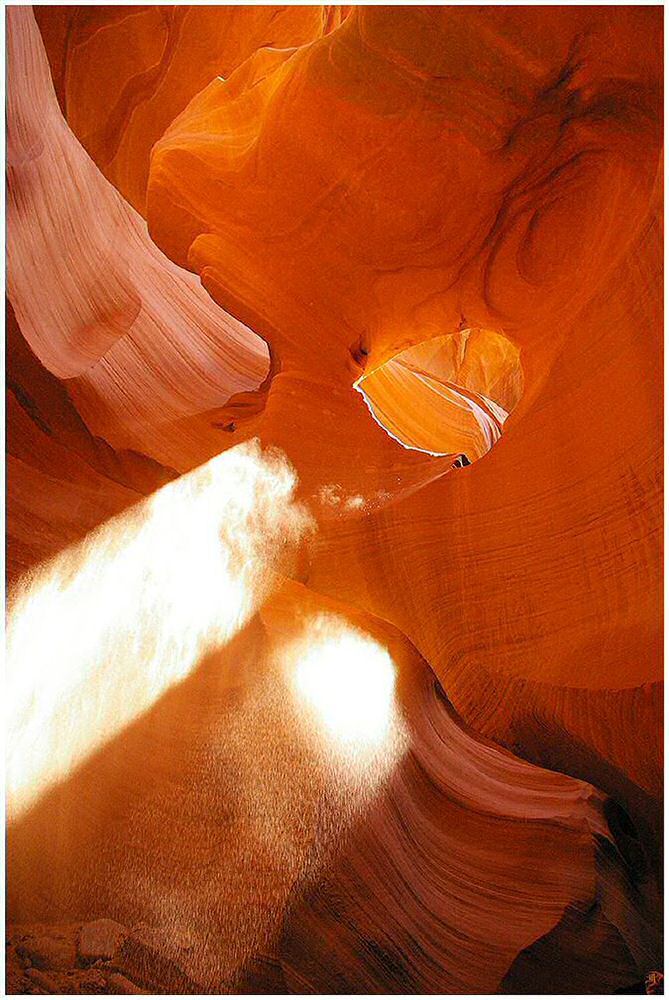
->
290 615 398 746
355 328 523 461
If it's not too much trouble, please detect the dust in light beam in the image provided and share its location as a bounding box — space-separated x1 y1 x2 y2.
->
6 441 312 820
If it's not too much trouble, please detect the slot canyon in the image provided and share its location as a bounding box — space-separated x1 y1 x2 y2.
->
4 4 663 995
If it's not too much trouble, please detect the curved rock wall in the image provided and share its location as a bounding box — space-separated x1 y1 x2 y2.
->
6 5 663 994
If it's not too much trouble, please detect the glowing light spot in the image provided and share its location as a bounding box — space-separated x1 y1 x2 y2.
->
6 441 311 820
288 616 398 748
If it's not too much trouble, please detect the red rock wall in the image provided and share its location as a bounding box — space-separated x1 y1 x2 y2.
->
6 5 663 994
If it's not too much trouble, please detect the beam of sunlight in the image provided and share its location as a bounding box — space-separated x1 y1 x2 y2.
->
283 614 408 783
294 625 395 744
6 441 312 820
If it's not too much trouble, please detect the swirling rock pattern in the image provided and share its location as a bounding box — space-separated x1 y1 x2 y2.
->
6 5 662 995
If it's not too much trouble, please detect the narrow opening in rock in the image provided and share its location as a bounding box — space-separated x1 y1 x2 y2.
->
354 328 523 463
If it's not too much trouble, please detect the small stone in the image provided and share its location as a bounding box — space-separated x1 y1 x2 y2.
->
120 927 197 993
78 919 127 964
17 933 77 971
25 967 60 992
106 971 148 994
76 968 111 994
5 943 29 993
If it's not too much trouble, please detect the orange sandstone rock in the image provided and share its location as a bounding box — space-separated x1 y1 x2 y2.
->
5 5 663 995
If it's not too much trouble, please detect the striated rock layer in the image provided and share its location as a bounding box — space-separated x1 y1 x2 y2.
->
6 4 663 995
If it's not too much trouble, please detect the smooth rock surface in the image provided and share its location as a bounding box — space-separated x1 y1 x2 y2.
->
77 919 127 964
6 5 662 995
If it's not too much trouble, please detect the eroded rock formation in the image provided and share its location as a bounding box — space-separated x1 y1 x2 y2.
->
5 5 662 995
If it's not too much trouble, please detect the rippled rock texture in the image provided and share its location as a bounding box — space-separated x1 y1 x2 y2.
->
6 5 662 995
